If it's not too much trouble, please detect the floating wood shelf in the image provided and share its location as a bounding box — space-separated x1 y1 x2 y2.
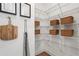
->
35 21 40 27
35 29 40 34
50 20 59 25
61 16 73 24
49 30 59 35
61 30 74 37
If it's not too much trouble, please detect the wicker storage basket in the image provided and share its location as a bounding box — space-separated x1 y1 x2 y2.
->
50 20 59 25
35 21 40 27
61 30 74 37
0 17 18 40
61 16 73 24
35 29 40 34
49 30 59 35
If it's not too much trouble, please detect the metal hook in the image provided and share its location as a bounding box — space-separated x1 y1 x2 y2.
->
7 16 11 25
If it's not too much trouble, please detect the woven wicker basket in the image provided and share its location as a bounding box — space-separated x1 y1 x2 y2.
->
0 17 18 40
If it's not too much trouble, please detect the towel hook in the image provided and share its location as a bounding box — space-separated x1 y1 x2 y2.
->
7 16 11 25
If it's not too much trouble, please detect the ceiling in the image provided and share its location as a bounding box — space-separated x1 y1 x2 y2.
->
35 3 57 12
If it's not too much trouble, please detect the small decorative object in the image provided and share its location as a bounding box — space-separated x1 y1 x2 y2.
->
20 3 31 18
35 29 40 34
50 19 59 25
0 3 17 15
0 16 18 40
49 30 59 35
61 30 74 37
61 16 73 24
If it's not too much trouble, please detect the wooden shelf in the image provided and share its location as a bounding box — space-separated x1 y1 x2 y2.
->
35 29 40 34
49 30 59 35
50 19 59 25
61 16 73 24
61 30 74 37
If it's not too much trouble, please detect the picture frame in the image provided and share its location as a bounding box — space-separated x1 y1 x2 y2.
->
0 3 17 15
20 3 31 18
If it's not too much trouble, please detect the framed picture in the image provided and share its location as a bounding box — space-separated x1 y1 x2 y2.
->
0 3 17 15
20 3 31 18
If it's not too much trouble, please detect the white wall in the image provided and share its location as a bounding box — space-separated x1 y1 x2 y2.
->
47 3 79 56
0 3 24 56
27 3 35 56
35 7 48 54
0 3 35 56
35 3 79 56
